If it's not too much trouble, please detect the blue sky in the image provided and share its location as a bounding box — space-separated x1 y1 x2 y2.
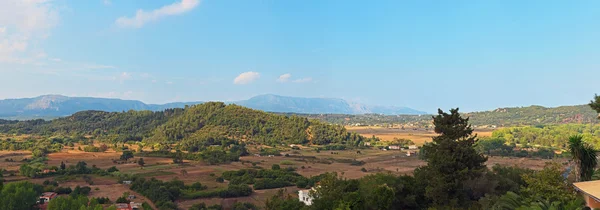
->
1 0 599 112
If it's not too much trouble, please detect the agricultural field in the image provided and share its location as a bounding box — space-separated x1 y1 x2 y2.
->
0 137 559 209
346 126 494 145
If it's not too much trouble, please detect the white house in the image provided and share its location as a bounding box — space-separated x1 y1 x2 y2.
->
298 189 314 206
408 145 418 150
389 145 401 150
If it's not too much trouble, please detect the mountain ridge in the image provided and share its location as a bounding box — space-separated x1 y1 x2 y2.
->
0 94 426 119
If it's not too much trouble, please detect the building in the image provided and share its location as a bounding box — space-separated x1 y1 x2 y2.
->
130 202 141 210
406 151 417 157
115 203 131 210
122 180 132 185
408 145 418 150
388 145 401 150
573 180 600 208
298 189 314 206
39 192 58 204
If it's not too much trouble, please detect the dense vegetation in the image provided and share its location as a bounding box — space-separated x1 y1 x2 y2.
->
0 102 368 147
286 104 599 127
492 124 600 149
266 109 588 210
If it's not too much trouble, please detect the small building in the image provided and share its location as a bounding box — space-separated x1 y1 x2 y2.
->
364 142 371 146
406 151 417 157
122 181 132 185
130 202 141 210
39 192 58 204
389 145 401 150
408 145 418 150
115 203 131 210
298 189 314 206
574 180 600 208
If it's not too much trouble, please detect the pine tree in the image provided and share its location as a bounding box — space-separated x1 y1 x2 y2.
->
414 108 487 208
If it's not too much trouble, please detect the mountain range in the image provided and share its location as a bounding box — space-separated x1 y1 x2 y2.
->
0 94 426 119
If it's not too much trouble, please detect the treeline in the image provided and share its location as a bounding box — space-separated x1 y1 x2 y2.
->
126 176 252 210
0 102 369 147
492 124 600 148
220 166 323 190
284 104 599 127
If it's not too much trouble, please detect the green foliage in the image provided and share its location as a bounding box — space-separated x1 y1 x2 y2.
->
520 163 577 204
0 181 43 210
265 189 306 210
283 104 600 127
568 135 597 181
120 151 134 161
492 124 600 148
414 108 487 208
47 195 104 210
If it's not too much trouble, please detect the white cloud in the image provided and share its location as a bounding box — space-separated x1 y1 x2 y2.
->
103 0 111 6
0 0 59 63
50 58 61 62
277 73 291 83
233 71 260 85
276 73 313 83
115 0 200 28
293 77 313 83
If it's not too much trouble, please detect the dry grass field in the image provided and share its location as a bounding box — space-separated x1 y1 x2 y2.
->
346 126 494 145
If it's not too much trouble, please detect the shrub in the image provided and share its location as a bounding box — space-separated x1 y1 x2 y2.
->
216 177 225 183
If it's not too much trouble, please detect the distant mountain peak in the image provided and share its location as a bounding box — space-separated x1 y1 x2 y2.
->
0 94 426 119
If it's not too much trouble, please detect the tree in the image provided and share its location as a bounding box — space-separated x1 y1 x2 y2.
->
520 162 577 204
0 181 42 210
414 108 487 208
265 189 306 210
120 151 134 161
590 94 600 117
60 161 66 170
568 135 597 182
137 158 145 167
272 164 281 170
180 169 188 176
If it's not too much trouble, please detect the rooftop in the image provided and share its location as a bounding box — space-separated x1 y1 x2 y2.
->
574 180 600 200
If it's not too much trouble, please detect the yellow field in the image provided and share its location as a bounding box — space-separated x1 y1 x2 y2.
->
347 126 494 145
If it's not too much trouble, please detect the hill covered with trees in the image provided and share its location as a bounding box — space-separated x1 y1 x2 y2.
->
287 104 599 127
0 102 369 147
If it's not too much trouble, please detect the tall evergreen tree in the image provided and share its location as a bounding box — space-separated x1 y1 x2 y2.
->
414 108 487 208
590 94 600 117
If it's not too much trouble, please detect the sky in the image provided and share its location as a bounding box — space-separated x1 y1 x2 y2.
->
1 0 600 113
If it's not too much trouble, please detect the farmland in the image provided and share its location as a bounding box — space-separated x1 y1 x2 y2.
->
0 137 558 209
345 126 494 145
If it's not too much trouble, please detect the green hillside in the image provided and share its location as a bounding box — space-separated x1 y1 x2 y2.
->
286 104 600 127
0 102 367 147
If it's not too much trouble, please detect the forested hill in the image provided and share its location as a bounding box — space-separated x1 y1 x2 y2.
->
0 102 367 146
286 104 599 127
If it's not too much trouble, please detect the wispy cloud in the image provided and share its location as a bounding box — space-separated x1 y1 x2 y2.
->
0 0 59 63
277 73 291 83
276 73 313 83
103 0 111 6
115 0 200 28
233 71 260 85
